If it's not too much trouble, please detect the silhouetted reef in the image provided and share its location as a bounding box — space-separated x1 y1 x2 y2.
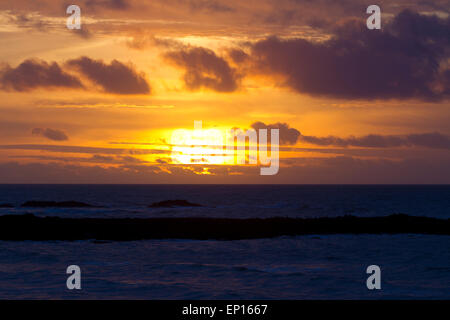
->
149 200 203 208
0 214 448 241
21 201 97 208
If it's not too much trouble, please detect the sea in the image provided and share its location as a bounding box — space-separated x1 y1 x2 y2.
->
0 184 449 299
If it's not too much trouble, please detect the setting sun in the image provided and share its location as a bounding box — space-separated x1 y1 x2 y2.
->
170 122 234 165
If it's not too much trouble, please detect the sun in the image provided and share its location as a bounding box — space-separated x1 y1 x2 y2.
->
170 126 235 165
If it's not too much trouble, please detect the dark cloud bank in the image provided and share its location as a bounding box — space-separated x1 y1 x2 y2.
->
246 10 450 100
0 57 150 95
299 132 450 149
66 57 151 94
2 10 448 99
0 59 83 92
251 122 450 150
1 155 450 184
166 10 449 99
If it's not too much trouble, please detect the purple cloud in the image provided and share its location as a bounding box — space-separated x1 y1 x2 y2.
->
32 128 69 141
251 121 300 145
66 57 151 94
165 47 241 92
300 132 450 149
246 10 450 101
0 59 83 92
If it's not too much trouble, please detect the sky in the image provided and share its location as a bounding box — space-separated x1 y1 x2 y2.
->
0 0 449 183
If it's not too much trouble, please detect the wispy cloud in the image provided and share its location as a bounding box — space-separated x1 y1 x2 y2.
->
299 132 450 150
0 144 169 155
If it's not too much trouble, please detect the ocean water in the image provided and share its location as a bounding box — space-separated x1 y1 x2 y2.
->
0 184 449 219
0 185 449 299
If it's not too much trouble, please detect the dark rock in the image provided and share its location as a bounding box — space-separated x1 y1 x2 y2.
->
0 214 448 241
149 200 203 208
21 201 96 208
0 203 14 208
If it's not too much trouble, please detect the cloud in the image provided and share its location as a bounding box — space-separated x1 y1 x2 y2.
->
66 57 151 94
5 12 51 32
251 121 300 145
299 132 450 149
10 154 150 165
278 155 450 184
72 27 93 39
185 0 234 13
228 48 250 64
0 59 83 92
78 0 131 11
127 35 186 50
0 57 151 94
0 144 169 155
164 47 241 92
1 152 450 184
32 128 69 141
2 0 448 41
246 10 450 101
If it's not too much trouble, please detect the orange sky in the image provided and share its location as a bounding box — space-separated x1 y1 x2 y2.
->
0 0 449 183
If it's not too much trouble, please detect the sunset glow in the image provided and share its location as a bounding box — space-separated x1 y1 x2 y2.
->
0 0 448 183
170 126 234 165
